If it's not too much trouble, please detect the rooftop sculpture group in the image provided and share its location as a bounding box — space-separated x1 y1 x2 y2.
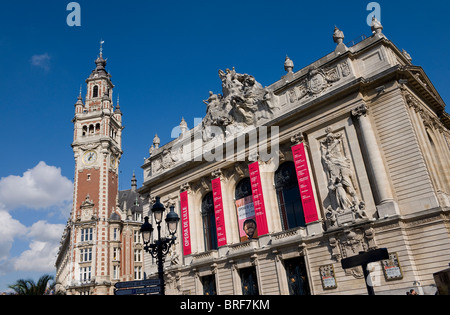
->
202 67 280 141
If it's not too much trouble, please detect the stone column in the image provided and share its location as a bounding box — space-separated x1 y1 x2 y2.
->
352 104 399 217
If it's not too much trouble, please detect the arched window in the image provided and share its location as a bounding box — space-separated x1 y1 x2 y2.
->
93 85 99 98
274 162 305 230
235 177 252 200
201 192 217 251
95 123 100 134
82 126 87 136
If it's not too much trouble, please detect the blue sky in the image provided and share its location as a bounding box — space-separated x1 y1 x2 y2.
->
0 0 449 292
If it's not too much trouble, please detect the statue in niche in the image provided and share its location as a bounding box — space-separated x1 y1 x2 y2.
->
321 128 367 227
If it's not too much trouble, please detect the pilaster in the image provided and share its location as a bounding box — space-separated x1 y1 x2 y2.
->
352 103 400 218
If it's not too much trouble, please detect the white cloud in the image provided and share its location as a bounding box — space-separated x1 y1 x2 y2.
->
0 209 27 264
0 161 73 214
0 162 72 276
0 218 65 273
31 53 51 71
26 220 65 243
14 220 65 272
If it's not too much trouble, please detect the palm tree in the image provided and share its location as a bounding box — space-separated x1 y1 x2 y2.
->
8 274 54 295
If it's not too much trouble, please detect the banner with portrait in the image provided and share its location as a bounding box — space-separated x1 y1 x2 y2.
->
235 195 258 242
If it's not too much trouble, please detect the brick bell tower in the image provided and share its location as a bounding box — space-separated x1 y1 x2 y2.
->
70 44 123 295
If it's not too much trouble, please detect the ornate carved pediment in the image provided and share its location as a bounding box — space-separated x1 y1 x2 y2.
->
80 194 95 221
81 194 94 208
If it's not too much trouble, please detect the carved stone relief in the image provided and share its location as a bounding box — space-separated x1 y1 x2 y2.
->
287 65 342 105
290 132 305 145
80 194 96 222
339 61 351 77
191 177 212 195
202 68 280 141
152 148 180 175
320 128 368 229
328 227 378 278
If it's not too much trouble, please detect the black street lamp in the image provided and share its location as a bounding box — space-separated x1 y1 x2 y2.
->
140 196 179 295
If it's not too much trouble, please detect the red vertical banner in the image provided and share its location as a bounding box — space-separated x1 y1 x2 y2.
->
180 191 191 256
248 162 269 236
292 142 319 224
211 178 227 247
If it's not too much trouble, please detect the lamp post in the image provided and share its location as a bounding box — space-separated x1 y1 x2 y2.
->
140 196 179 295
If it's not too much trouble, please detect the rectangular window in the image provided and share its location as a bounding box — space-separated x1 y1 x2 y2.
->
113 228 118 241
81 228 93 242
80 266 91 283
134 230 141 243
284 257 311 295
113 248 119 261
113 265 119 280
202 275 217 295
240 267 259 295
80 248 92 262
134 249 142 262
134 213 142 222
134 266 142 280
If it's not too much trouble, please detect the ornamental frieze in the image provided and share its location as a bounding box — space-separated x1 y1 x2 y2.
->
287 63 347 104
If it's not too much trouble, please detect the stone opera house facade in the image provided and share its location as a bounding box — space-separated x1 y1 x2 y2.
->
56 18 450 295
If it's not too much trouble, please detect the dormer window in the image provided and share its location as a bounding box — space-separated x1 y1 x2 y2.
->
93 85 99 98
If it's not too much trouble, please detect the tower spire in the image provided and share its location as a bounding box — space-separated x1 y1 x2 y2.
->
131 171 137 191
100 39 105 57
90 41 108 79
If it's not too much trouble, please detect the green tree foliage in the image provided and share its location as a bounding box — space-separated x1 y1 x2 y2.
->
8 274 55 295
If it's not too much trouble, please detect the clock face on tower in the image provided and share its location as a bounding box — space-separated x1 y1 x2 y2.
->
82 150 98 166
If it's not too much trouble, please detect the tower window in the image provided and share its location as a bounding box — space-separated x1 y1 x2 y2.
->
93 85 99 98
